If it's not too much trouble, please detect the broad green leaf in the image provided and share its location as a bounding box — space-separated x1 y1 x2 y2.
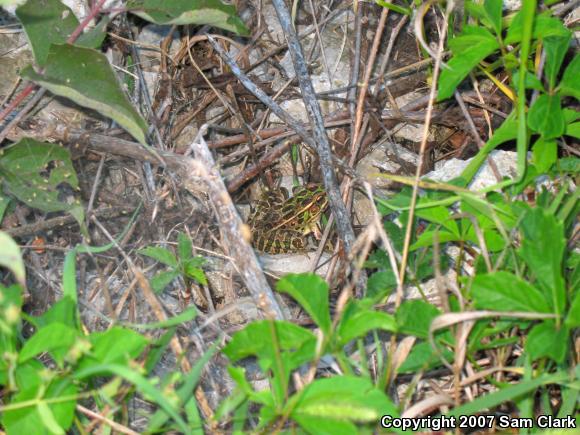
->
528 94 565 139
513 68 545 91
78 327 148 370
2 378 77 435
36 401 65 435
18 323 78 365
223 320 316 368
464 225 505 252
21 44 148 145
0 139 84 231
566 290 580 328
397 340 453 373
290 376 399 431
483 0 503 36
335 301 396 347
532 137 557 173
396 300 440 339
416 205 459 235
277 273 332 336
471 271 551 313
126 0 249 35
556 157 580 173
438 26 499 101
31 297 77 330
565 122 580 139
560 54 580 100
139 246 178 267
178 232 193 260
75 16 110 49
366 271 396 299
410 229 460 250
183 261 207 285
0 232 25 286
150 270 180 293
544 34 571 90
16 0 80 66
526 321 568 363
506 12 570 44
15 0 107 66
518 207 566 316
375 0 411 15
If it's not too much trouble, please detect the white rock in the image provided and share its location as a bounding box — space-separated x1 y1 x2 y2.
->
424 150 520 190
258 252 332 278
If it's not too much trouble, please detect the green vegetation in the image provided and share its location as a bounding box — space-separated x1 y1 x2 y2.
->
0 0 578 433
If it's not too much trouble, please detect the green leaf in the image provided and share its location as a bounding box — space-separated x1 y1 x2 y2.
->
126 0 249 35
544 34 571 90
290 376 399 432
566 290 580 328
150 270 180 293
506 12 570 44
0 232 25 286
183 261 207 285
18 323 78 365
483 0 503 36
277 273 332 336
335 300 396 347
471 271 551 313
75 16 109 49
2 378 77 435
560 54 580 100
565 122 580 139
513 68 545 91
397 340 454 373
223 320 316 368
78 327 148 368
518 207 566 316
416 205 459 235
526 321 568 363
411 229 460 250
139 246 178 267
396 300 440 339
366 271 396 299
438 26 499 101
21 44 148 145
178 232 193 260
0 139 84 231
16 0 80 66
532 137 558 173
375 0 411 15
32 297 77 330
528 93 565 139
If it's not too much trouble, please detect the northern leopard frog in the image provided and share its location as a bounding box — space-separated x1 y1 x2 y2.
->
248 183 328 254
